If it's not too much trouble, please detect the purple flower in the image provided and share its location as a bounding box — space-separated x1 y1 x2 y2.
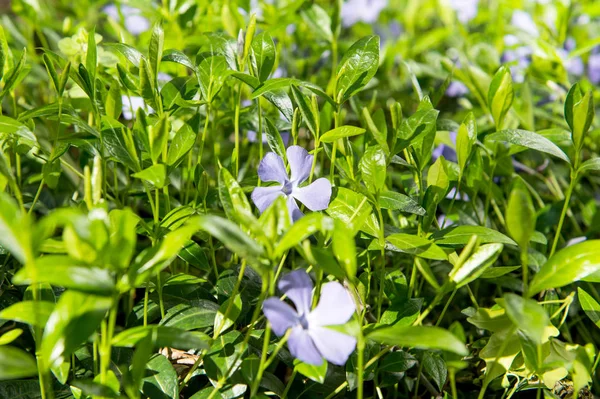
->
448 0 479 24
341 0 387 27
432 131 457 163
262 270 357 366
511 10 538 37
588 53 600 84
446 81 469 98
251 146 332 222
104 4 150 36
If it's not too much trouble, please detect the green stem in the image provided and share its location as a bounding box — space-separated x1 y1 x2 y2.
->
356 333 365 399
234 83 242 177
549 169 577 257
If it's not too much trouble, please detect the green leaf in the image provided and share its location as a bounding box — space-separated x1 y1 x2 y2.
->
0 346 37 380
132 164 167 189
0 329 23 346
502 293 551 345
264 117 286 161
320 125 366 142
505 178 536 249
300 3 333 43
484 129 570 164
105 43 144 67
0 26 6 83
275 213 333 257
86 27 97 84
112 325 209 351
162 49 196 71
290 85 318 136
367 325 468 355
378 191 425 215
13 256 115 295
142 354 178 399
426 156 449 193
432 225 516 246
359 146 387 193
326 188 374 236
449 243 503 288
0 192 33 264
159 302 219 330
0 301 54 328
251 32 276 82
578 157 600 175
577 288 600 330
0 115 37 150
150 116 170 164
214 294 242 336
335 36 380 103
565 83 594 150
198 54 231 102
487 66 514 130
149 21 164 82
456 112 477 178
383 233 447 260
362 107 389 154
528 240 600 295
0 48 26 100
167 124 196 166
294 358 327 384
218 167 254 225
41 291 113 368
189 215 264 263
332 221 357 279
101 117 140 172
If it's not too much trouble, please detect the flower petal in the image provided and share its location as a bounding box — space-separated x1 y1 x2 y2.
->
292 178 332 211
258 152 288 184
251 186 284 213
278 269 313 315
287 146 313 184
262 297 299 337
286 195 304 222
309 326 356 366
308 282 356 326
288 325 323 366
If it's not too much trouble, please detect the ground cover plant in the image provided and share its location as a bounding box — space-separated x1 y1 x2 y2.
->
0 0 600 398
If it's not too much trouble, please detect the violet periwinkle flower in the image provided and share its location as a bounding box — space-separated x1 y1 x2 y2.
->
446 81 469 98
511 10 538 37
588 52 600 84
251 146 332 222
247 130 290 146
341 0 387 27
104 4 150 36
262 270 357 366
448 0 479 24
432 131 457 163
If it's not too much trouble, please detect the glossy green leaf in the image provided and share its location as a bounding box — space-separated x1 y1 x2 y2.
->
502 293 551 345
378 191 425 215
294 358 327 384
335 36 380 103
112 325 209 351
167 124 196 166
367 325 468 355
505 178 536 249
485 129 570 163
213 294 242 336
384 233 447 260
0 346 37 380
359 146 387 193
487 66 513 130
529 240 600 295
41 291 113 368
320 125 366 143
132 164 167 189
142 354 178 399
432 225 516 246
577 288 600 330
0 192 33 264
0 301 54 328
449 243 503 288
251 32 275 82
